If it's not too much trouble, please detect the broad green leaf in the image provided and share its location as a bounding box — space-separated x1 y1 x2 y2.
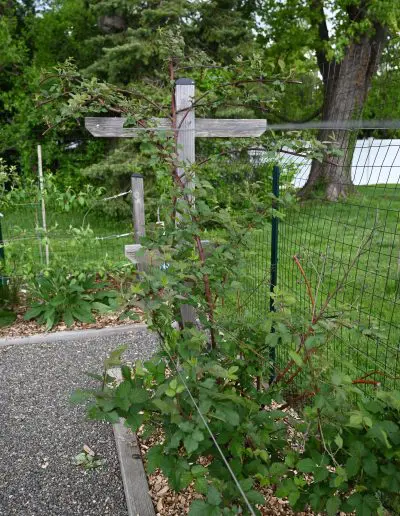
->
297 458 316 473
314 467 329 482
326 496 341 516
24 305 45 320
346 456 360 478
191 465 208 477
146 445 163 474
246 490 265 505
362 455 378 477
70 389 93 404
207 485 222 506
0 309 16 327
125 411 143 431
194 476 208 494
189 500 214 515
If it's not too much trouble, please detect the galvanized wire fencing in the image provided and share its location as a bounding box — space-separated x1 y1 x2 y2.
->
236 135 400 390
0 187 134 279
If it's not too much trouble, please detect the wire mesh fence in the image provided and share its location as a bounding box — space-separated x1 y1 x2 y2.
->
0 191 134 278
235 135 400 391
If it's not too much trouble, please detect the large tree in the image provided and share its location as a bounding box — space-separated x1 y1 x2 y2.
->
259 0 400 200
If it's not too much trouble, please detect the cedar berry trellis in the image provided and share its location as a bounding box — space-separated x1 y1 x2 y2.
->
85 77 269 329
85 78 400 392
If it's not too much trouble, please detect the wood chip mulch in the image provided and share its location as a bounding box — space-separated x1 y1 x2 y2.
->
0 306 144 339
137 427 318 516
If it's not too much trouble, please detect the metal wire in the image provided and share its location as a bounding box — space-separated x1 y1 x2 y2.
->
157 334 257 516
233 134 400 390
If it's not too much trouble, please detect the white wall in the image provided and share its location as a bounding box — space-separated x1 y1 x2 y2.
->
283 139 400 187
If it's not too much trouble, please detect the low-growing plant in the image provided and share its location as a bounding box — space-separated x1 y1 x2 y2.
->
24 266 119 329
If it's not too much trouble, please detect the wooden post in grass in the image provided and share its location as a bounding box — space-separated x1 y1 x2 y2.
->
37 145 49 266
85 79 267 325
131 174 146 243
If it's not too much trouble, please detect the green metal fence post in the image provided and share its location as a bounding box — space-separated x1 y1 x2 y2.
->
269 165 280 379
0 214 7 287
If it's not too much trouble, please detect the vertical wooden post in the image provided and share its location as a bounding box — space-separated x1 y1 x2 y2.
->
175 78 195 195
131 174 146 273
131 174 146 243
175 79 197 326
37 145 49 266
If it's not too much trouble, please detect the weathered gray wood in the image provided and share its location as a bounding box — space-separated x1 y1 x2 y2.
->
175 79 196 326
85 117 171 137
125 244 164 268
196 118 267 137
125 241 214 265
113 423 155 516
131 174 146 243
85 116 266 138
175 78 195 187
108 367 155 516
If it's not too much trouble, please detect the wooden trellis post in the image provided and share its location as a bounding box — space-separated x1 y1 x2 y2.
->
85 78 267 324
85 77 266 263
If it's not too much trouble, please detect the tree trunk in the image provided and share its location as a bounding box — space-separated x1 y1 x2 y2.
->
300 26 387 201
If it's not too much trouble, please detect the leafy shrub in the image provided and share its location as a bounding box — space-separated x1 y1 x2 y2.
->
0 276 20 327
78 340 400 515
24 267 119 329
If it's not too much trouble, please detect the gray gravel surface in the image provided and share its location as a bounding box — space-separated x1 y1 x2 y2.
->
0 327 158 516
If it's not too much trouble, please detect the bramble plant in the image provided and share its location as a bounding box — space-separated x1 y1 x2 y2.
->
42 39 399 514
74 165 400 515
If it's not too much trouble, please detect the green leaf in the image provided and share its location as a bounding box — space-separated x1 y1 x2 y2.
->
246 490 265 505
289 350 303 366
125 411 143 432
334 434 343 449
169 378 177 390
91 301 112 313
191 465 208 477
288 489 300 506
114 381 132 411
0 309 16 327
194 476 208 494
121 365 132 381
218 405 240 426
130 388 149 404
348 413 363 427
184 434 201 454
326 496 341 516
146 445 163 474
207 485 222 506
63 308 74 327
362 455 378 477
269 462 288 477
24 305 45 320
314 467 329 482
346 456 360 478
104 410 120 423
70 389 93 404
189 500 213 515
297 458 316 473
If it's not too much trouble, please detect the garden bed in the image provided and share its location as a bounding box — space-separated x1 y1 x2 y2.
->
0 306 143 339
136 416 318 516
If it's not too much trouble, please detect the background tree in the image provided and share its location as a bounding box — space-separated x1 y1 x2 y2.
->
259 0 400 200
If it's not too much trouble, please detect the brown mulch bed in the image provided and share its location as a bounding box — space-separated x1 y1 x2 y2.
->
137 429 317 516
0 306 144 339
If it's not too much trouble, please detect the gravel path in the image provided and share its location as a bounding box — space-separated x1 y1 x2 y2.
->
0 327 158 516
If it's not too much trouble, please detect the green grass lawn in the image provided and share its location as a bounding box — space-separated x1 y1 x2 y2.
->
240 185 400 389
1 204 134 274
